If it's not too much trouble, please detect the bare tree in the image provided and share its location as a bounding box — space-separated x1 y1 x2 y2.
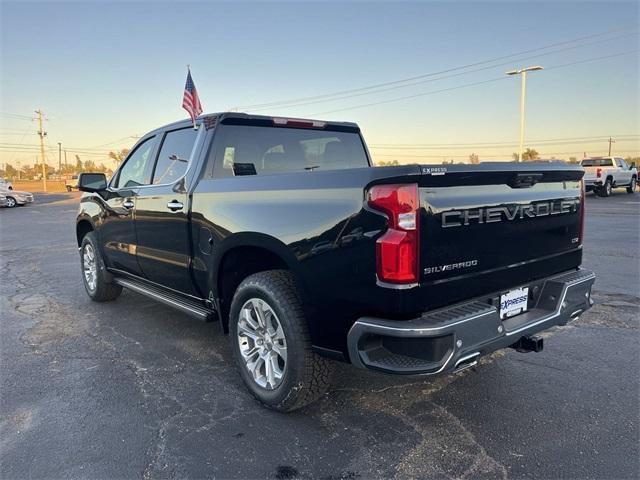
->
108 149 130 166
469 153 479 164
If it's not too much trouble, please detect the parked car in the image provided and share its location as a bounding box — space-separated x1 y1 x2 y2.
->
75 113 595 411
0 193 8 208
581 157 637 196
0 178 13 190
65 175 79 192
0 186 34 207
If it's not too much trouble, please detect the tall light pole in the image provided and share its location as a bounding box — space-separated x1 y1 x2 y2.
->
506 65 543 162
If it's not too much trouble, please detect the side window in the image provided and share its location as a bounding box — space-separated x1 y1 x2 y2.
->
115 137 157 189
152 128 198 185
617 158 628 169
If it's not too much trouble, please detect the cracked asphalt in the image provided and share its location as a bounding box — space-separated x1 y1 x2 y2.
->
1 190 638 479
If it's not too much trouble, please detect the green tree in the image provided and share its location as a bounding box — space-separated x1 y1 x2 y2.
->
375 159 399 166
3 164 19 178
512 148 540 161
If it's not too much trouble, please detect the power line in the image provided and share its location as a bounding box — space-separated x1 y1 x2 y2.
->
369 134 639 148
244 31 638 112
373 149 639 159
309 49 639 116
369 136 640 150
236 26 636 111
0 112 34 120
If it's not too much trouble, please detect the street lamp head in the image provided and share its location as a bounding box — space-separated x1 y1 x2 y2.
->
506 65 544 75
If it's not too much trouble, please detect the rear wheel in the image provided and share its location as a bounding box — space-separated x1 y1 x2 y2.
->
80 232 122 302
229 270 333 412
597 179 612 197
627 177 636 194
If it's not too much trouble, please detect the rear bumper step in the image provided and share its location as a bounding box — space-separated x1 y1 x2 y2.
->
347 269 595 375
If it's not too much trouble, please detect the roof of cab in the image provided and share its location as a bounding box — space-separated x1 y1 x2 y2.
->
145 112 360 137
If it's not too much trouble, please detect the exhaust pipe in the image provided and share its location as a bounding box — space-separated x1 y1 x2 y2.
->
511 335 544 353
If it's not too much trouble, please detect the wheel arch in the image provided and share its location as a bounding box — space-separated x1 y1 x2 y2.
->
76 217 95 247
212 233 305 333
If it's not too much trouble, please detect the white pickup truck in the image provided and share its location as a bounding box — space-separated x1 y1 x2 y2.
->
581 157 637 197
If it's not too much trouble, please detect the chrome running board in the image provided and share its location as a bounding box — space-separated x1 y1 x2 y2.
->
114 277 215 321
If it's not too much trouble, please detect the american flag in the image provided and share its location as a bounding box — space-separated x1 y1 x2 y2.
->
182 69 203 127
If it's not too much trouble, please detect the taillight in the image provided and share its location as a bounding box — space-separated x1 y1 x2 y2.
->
579 179 585 245
596 168 602 178
367 183 420 285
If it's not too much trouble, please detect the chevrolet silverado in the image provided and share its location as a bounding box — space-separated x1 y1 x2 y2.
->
75 113 595 411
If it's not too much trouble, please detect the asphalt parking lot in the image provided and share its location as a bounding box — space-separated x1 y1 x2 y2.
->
1 190 638 479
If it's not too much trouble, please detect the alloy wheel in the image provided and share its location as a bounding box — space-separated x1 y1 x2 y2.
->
237 298 287 390
6 197 16 208
83 243 97 291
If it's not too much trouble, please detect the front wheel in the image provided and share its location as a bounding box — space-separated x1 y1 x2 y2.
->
5 196 16 208
229 270 333 412
80 232 122 302
627 177 636 194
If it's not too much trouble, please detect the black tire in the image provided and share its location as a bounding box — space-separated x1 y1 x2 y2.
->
5 196 17 208
627 176 636 194
229 270 333 412
80 231 122 302
597 179 612 197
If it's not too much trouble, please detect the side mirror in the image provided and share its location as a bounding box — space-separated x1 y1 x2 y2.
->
78 172 107 192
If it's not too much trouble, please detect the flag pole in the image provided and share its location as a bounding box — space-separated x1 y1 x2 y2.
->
187 64 197 129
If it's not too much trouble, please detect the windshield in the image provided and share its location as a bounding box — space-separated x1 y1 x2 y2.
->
581 158 613 167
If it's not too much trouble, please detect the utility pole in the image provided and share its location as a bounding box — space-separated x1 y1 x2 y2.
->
506 66 544 162
35 109 47 192
64 149 68 171
608 137 615 156
58 142 62 173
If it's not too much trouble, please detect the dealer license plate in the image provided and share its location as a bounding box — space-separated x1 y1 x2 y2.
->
500 287 529 319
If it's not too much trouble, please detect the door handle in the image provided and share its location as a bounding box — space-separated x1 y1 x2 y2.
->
167 200 184 211
122 200 134 209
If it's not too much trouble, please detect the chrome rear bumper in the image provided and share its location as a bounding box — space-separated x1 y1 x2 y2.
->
347 269 596 375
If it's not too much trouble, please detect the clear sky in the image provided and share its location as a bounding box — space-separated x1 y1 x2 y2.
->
1 0 638 169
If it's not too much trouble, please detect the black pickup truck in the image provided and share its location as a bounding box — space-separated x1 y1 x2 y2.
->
76 113 595 411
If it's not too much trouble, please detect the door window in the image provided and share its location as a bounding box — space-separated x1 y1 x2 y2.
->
152 128 198 185
115 137 156 188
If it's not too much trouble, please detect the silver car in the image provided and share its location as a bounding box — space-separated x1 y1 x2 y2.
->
0 187 34 207
0 193 8 208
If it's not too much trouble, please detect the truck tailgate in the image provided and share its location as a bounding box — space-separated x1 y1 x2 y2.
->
417 164 584 290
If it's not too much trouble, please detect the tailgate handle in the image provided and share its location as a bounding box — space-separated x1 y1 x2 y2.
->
509 173 544 188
